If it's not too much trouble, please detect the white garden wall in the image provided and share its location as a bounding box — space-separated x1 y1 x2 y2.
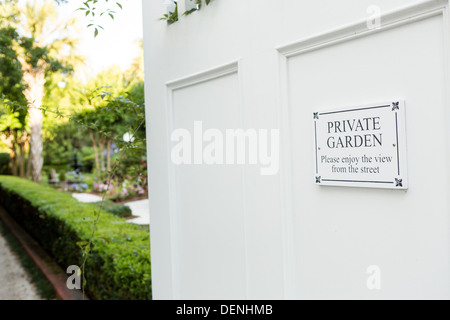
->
143 0 450 299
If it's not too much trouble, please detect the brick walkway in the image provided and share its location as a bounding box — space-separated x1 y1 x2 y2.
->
0 230 42 300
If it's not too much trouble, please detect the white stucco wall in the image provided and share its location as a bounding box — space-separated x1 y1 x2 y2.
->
143 0 450 299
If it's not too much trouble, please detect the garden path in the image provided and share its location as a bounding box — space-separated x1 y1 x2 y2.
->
0 229 42 300
124 199 150 225
71 193 103 203
72 194 150 225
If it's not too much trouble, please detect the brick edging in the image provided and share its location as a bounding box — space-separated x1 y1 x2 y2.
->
0 205 86 300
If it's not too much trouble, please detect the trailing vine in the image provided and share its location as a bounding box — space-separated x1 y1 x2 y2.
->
161 0 212 25
160 1 178 25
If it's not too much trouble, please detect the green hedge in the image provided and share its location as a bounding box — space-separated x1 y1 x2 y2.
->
94 200 132 218
0 176 151 300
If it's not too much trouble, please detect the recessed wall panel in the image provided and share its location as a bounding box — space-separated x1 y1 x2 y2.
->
286 15 449 299
169 70 247 299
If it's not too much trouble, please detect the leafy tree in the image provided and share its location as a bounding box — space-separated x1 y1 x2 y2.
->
0 27 23 100
72 66 129 174
0 108 29 177
4 0 82 183
43 73 86 120
40 72 90 173
70 65 145 176
0 23 29 177
42 119 92 171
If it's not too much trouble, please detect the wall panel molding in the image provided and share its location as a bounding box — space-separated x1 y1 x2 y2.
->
165 60 246 298
276 0 450 299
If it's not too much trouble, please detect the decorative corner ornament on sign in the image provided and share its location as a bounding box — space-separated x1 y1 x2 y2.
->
391 101 399 111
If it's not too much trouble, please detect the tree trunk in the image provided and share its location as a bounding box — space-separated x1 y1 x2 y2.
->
18 131 28 178
11 156 17 176
23 67 45 184
18 143 25 178
10 146 18 177
99 138 105 173
5 133 17 176
17 146 24 177
106 139 112 172
89 130 100 173
26 151 32 179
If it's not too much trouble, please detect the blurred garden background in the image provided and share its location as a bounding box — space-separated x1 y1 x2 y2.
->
0 0 151 300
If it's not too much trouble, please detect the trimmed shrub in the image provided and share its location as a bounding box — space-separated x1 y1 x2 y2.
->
94 200 132 218
0 176 151 300
0 153 11 175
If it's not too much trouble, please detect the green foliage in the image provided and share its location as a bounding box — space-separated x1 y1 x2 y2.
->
43 74 86 118
15 0 80 77
42 72 108 171
0 153 10 174
162 0 213 23
0 111 24 131
0 25 27 129
1 0 82 181
42 61 146 190
161 1 178 24
81 150 95 173
0 26 26 105
59 170 66 181
42 121 91 169
19 36 66 73
76 0 123 37
94 199 132 218
2 0 149 300
0 175 151 300
70 74 146 176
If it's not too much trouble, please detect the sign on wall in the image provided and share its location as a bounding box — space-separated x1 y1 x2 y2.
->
313 101 408 189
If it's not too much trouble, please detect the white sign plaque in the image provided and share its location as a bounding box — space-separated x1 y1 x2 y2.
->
313 101 408 189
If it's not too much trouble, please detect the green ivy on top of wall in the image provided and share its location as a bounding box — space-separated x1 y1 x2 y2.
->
161 0 212 25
